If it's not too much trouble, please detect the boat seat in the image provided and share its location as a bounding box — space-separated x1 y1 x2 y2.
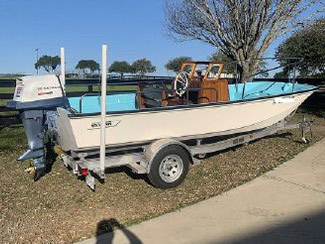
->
198 79 229 103
137 86 146 109
164 95 186 106
137 84 169 109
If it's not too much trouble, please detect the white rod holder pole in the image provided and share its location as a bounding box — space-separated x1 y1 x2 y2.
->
100 44 107 178
60 47 66 90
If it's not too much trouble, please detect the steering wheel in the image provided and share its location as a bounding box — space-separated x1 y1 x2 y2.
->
173 71 190 96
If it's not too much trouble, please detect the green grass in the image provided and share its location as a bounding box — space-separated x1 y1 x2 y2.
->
0 87 14 93
0 99 19 117
0 100 6 106
0 73 21 77
0 125 25 151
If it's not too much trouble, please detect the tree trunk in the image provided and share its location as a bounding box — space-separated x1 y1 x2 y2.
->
238 59 260 83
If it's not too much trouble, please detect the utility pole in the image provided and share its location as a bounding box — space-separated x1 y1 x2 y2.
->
35 48 39 74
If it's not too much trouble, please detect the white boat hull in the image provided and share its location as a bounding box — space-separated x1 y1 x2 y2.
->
57 91 313 152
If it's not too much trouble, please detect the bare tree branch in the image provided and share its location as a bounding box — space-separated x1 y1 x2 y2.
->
165 0 325 81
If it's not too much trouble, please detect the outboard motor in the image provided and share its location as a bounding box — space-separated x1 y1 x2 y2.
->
7 75 67 180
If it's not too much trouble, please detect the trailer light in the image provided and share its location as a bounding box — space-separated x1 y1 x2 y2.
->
81 168 88 176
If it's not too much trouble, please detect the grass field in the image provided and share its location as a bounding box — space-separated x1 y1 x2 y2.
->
0 110 325 244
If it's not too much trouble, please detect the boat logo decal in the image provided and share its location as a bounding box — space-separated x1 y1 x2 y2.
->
88 120 121 130
15 87 22 97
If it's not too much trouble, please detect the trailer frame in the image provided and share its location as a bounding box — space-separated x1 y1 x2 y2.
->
57 118 312 191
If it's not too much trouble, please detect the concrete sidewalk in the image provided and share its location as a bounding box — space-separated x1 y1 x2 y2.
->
76 138 325 244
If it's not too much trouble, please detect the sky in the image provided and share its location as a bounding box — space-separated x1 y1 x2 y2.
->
0 0 322 75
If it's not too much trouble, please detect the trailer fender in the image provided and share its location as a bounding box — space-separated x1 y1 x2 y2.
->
142 139 196 173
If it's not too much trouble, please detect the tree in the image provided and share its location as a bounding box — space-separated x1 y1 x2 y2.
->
108 61 133 78
165 56 192 73
209 51 235 73
257 60 269 78
75 60 100 76
210 51 269 77
34 55 60 73
274 71 287 79
165 0 324 81
132 58 156 76
275 18 325 78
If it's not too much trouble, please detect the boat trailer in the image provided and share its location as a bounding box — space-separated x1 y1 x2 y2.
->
7 46 315 190
55 118 312 191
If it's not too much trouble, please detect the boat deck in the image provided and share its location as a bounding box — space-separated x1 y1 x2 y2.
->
67 82 316 114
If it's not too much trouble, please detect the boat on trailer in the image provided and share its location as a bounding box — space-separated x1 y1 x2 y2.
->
8 48 317 190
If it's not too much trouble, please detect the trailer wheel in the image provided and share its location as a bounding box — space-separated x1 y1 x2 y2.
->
148 145 190 189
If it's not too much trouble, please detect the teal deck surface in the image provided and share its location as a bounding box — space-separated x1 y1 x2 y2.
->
68 82 315 114
228 82 315 101
68 93 137 113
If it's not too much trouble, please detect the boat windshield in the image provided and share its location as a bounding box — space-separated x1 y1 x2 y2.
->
193 64 209 78
183 64 193 74
207 64 220 79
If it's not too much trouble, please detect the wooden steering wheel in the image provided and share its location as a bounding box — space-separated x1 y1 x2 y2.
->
173 71 190 96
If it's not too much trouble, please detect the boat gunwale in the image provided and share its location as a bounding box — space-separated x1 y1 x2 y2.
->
67 85 318 119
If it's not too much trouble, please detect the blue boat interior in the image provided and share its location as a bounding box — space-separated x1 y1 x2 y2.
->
67 82 315 114
228 82 315 101
68 93 137 114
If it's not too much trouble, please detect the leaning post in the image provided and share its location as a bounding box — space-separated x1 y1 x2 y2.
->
100 44 108 179
60 47 66 90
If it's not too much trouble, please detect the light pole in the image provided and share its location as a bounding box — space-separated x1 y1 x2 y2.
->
35 48 39 74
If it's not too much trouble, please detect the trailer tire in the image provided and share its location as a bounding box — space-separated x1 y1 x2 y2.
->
148 145 190 189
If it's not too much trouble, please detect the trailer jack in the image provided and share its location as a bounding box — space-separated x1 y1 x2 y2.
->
300 116 313 144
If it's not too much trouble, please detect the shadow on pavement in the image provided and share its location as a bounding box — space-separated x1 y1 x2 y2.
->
95 218 143 244
208 209 325 244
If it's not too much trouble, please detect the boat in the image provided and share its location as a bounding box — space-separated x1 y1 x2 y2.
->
8 50 317 189
53 61 316 152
